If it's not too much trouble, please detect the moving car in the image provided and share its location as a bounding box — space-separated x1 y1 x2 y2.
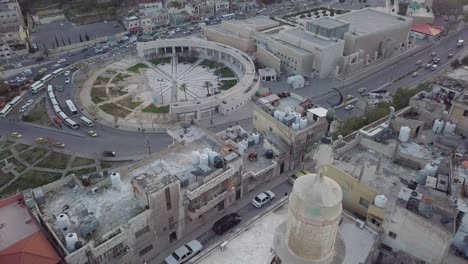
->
35 137 47 143
57 58 66 63
252 190 275 208
64 70 71 76
425 63 432 69
26 99 33 106
415 60 422 65
39 68 47 74
212 213 241 235
65 77 70 84
431 52 436 57
19 105 27 112
448 53 453 58
164 240 203 264
53 141 65 148
103 151 116 157
344 104 354 110
288 171 305 184
14 63 22 68
11 132 22 139
358 87 366 93
88 130 98 137
412 72 419 77
431 64 438 71
346 95 354 101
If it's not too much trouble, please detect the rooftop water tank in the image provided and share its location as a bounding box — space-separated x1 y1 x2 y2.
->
265 149 274 159
423 163 438 177
191 151 200 165
398 126 410 142
374 195 388 208
252 132 260 144
208 151 218 165
278 111 286 122
57 214 70 230
203 148 211 155
200 154 209 166
299 118 307 129
284 107 291 116
65 233 78 252
444 122 456 135
292 122 300 130
238 141 247 154
294 112 301 123
274 110 280 119
432 119 444 134
110 172 122 189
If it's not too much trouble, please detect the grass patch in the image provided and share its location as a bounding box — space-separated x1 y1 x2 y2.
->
127 63 148 73
36 152 71 170
14 144 30 153
142 104 170 113
20 147 48 165
67 167 96 176
7 158 26 173
215 67 236 78
71 157 95 167
200 59 222 69
150 57 171 65
21 98 50 126
221 80 238 90
0 149 12 160
1 170 62 196
108 86 127 97
118 97 142 109
111 73 131 84
100 160 129 169
99 103 131 118
94 76 110 85
0 140 13 151
91 86 108 104
0 170 14 188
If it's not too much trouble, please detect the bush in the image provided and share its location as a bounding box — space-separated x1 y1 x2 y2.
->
306 13 312 17
393 83 431 110
451 60 461 69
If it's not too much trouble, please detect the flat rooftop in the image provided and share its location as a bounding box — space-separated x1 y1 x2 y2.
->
40 176 146 246
281 28 340 46
307 17 349 29
241 16 280 29
337 8 409 35
195 203 377 264
242 142 276 175
272 38 311 55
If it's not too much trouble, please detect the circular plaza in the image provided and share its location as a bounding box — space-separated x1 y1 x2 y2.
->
79 39 259 131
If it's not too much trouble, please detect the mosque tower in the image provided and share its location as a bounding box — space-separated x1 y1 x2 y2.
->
271 108 345 264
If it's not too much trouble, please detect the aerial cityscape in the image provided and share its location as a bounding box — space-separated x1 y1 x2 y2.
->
0 0 468 263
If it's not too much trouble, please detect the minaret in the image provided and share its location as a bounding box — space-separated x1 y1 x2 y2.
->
272 109 345 264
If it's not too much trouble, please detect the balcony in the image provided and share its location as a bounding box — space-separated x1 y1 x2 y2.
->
187 189 233 220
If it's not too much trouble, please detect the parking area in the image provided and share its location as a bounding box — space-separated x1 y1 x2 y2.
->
31 20 125 50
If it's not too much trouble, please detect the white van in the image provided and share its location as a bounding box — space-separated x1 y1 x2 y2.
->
431 64 438 71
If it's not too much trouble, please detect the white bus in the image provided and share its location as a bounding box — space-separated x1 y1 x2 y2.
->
50 97 59 106
48 92 55 100
80 116 94 127
40 74 53 83
221 13 236 20
52 68 64 77
64 118 79 129
0 104 12 117
65 100 78 116
8 96 22 107
58 111 68 121
31 83 45 94
53 105 61 113
31 81 42 89
47 85 53 93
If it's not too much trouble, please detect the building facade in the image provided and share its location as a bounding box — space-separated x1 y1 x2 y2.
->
0 0 27 60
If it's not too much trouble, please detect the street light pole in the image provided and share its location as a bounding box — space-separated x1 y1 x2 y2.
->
157 78 165 119
145 134 152 156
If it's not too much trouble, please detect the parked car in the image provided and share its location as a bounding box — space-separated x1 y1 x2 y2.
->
164 240 203 264
11 132 22 139
431 52 436 57
346 95 354 101
14 63 22 68
252 191 275 208
425 63 432 69
415 60 422 65
344 104 354 110
88 130 98 137
35 137 47 143
288 171 305 184
358 87 367 93
434 58 441 64
448 53 453 58
212 213 241 235
431 64 438 71
57 58 66 63
412 72 419 77
39 68 47 74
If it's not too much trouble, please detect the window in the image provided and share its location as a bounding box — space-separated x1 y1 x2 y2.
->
139 244 153 256
169 231 177 244
135 225 150 238
388 231 397 239
169 216 174 229
165 187 172 210
463 110 468 117
359 197 370 208
380 243 392 252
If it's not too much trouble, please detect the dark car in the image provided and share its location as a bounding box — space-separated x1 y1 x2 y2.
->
103 151 116 157
212 213 241 235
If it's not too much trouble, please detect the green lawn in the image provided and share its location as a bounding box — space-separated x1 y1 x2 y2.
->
101 160 129 169
99 103 131 118
36 152 71 170
0 140 13 151
91 86 108 103
221 80 238 90
118 97 142 109
0 170 62 196
127 63 148 73
7 158 26 173
215 67 236 78
150 57 171 65
14 144 30 153
20 147 49 165
21 98 51 126
142 104 170 113
67 167 96 177
71 157 96 167
0 170 14 188
0 149 12 160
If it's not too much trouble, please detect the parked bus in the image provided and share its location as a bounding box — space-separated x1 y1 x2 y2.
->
48 92 55 100
221 13 236 20
53 105 61 113
65 99 78 116
8 96 22 107
50 98 59 106
80 116 94 127
64 118 79 129
52 68 64 77
31 81 42 90
58 111 68 121
40 74 53 83
47 85 53 93
0 104 12 117
31 83 45 94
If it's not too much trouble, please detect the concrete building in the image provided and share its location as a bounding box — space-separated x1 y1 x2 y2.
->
253 92 328 171
305 17 350 40
123 15 153 34
139 3 170 28
449 90 468 136
0 0 27 60
25 123 280 264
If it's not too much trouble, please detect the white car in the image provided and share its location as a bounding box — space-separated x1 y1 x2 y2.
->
19 105 27 113
164 240 203 264
415 60 422 65
252 190 275 208
14 63 22 68
65 77 70 83
358 87 367 93
57 58 66 63
25 99 33 106
412 72 419 77
64 70 71 76
431 64 438 71
344 104 354 110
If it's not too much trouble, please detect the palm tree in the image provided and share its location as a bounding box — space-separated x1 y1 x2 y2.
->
203 81 212 96
179 83 188 101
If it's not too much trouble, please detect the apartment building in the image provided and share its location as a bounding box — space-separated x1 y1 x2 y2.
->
0 0 27 59
139 3 170 28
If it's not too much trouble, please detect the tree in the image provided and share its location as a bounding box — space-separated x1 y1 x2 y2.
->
79 34 83 42
432 0 463 17
179 83 188 101
203 81 212 96
85 32 90 41
451 59 461 69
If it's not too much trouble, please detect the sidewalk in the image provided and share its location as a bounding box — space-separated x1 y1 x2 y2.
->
149 173 290 264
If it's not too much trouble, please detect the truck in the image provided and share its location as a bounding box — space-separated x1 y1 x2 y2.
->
458 39 464 47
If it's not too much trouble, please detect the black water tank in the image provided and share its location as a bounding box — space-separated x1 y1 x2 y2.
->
265 149 274 159
214 156 224 168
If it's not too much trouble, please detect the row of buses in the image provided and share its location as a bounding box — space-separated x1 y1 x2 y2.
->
31 68 65 94
0 95 22 117
47 85 94 129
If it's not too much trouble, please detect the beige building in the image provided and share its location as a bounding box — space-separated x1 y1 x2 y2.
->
0 0 27 60
449 89 468 136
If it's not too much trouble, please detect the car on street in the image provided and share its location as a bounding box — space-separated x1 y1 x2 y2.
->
213 213 241 235
415 60 422 65
252 190 275 208
64 70 71 76
35 137 47 143
11 132 22 139
288 171 305 184
435 58 441 64
164 240 203 264
103 151 116 157
39 68 47 74
431 64 438 71
358 87 366 93
53 141 65 148
57 58 66 63
448 53 453 58
25 99 33 106
412 72 419 77
346 95 354 101
88 130 98 137
51 63 60 69
65 78 70 84
14 63 22 68
19 105 28 112
344 104 354 110
431 52 436 57
425 63 432 69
